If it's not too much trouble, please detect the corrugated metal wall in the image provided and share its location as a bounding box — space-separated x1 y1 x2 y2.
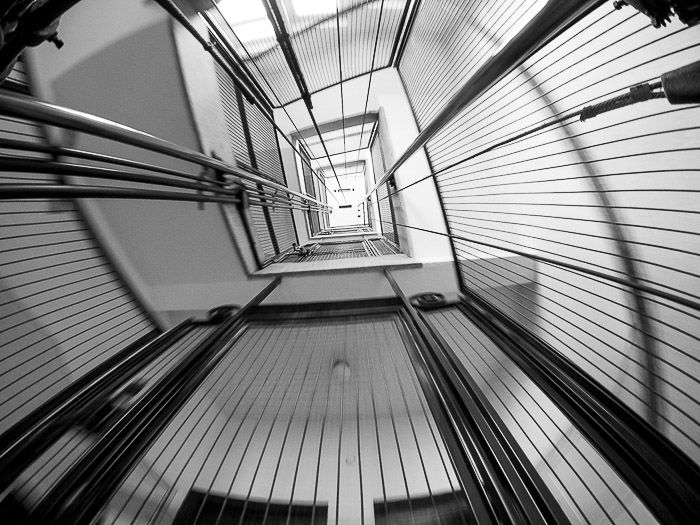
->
209 0 410 106
0 84 156 435
215 63 297 262
301 151 321 235
245 99 297 253
215 61 275 260
399 2 700 461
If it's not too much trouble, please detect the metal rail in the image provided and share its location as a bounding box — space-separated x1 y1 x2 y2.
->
0 92 330 211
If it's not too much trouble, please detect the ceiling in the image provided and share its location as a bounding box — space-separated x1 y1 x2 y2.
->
208 0 412 106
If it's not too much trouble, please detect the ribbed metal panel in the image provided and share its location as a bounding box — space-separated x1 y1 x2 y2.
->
214 63 275 261
370 134 397 245
100 315 465 524
215 61 297 260
244 100 285 184
399 2 700 461
244 182 277 261
9 325 215 509
207 3 299 106
285 0 407 97
215 61 251 167
302 155 321 235
243 100 297 254
425 307 657 524
0 111 156 435
399 0 546 128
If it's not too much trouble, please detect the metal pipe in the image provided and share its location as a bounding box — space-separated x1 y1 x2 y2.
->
0 157 240 195
0 138 220 183
0 184 242 204
0 91 328 208
363 0 604 201
240 183 330 211
0 146 330 212
0 139 326 211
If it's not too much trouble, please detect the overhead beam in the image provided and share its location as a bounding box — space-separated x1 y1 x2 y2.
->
292 113 378 140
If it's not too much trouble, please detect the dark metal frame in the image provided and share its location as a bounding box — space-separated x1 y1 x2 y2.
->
390 0 421 67
458 287 700 525
27 278 282 524
0 326 164 494
385 270 569 525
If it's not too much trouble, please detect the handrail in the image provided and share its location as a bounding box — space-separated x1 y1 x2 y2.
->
362 0 604 202
0 91 331 211
0 140 328 212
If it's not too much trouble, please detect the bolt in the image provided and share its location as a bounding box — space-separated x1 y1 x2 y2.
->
612 1 626 9
48 32 64 49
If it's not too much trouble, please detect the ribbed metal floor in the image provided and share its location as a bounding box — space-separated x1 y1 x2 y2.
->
100 315 465 524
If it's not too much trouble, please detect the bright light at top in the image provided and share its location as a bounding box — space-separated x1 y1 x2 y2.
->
293 0 336 17
217 0 267 25
216 0 275 42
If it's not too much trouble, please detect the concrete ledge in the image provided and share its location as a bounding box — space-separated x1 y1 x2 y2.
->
252 254 420 277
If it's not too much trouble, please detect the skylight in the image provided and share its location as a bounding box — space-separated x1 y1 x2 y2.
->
292 0 336 17
216 0 275 42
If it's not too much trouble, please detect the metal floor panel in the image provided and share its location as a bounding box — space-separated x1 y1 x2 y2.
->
100 316 464 524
